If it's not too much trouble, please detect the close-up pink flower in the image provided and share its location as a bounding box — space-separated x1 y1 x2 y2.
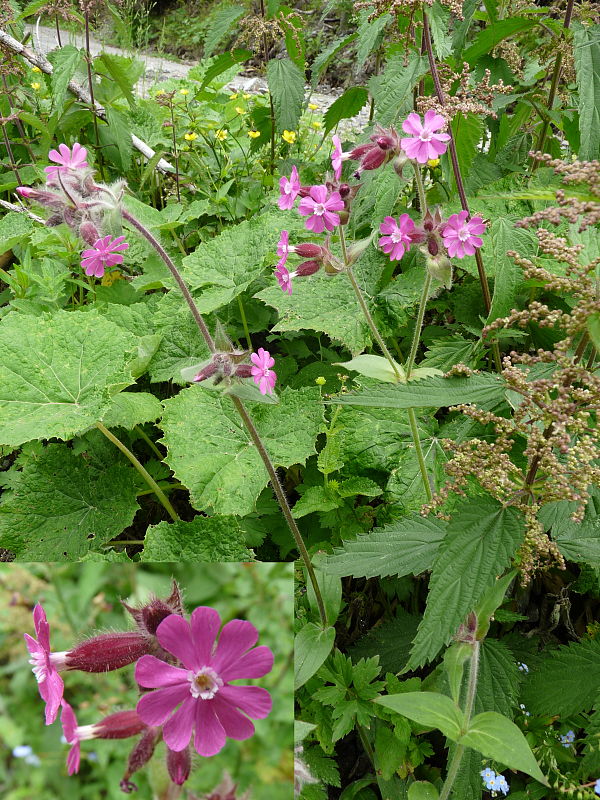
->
331 135 345 181
277 229 290 269
251 348 277 395
275 263 294 295
61 701 81 776
278 165 300 210
81 235 129 278
400 111 450 164
23 603 66 725
441 211 486 258
135 607 273 757
298 185 344 234
379 214 415 261
44 142 88 184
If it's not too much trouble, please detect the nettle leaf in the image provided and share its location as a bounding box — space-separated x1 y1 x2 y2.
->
369 49 429 126
160 386 323 516
349 607 420 673
476 638 519 717
100 392 163 430
554 516 600 567
487 219 537 324
183 210 302 313
203 4 245 58
0 212 34 252
148 294 211 384
459 712 547 784
375 692 464 741
428 2 452 60
266 58 305 133
293 486 342 518
449 113 482 190
406 498 525 670
0 443 139 560
355 11 390 69
140 515 252 561
573 22 600 161
0 310 136 447
48 45 83 114
521 638 600 717
295 623 336 689
422 336 482 370
323 87 369 135
463 18 538 65
324 515 447 578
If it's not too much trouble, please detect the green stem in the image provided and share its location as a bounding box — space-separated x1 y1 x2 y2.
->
230 395 328 628
405 272 432 379
408 407 433 502
133 424 163 459
96 422 180 522
237 295 252 350
357 724 376 767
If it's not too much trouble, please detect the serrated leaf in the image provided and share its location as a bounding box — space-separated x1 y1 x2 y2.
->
349 608 420 673
100 392 163 429
406 499 524 670
449 113 482 190
521 638 600 717
325 515 446 578
295 623 336 689
199 49 252 90
140 515 252 561
459 712 547 784
95 52 141 108
148 295 211 384
323 87 369 135
408 782 439 800
355 11 390 69
48 45 83 114
267 58 305 133
476 639 519 717
160 386 323 516
203 4 245 57
369 50 429 126
294 720 316 744
462 18 538 65
0 212 34 252
293 486 342 518
0 310 136 447
338 477 382 498
375 724 406 782
427 3 452 60
375 691 464 741
554 516 600 567
487 218 537 323
422 336 480 370
573 22 600 161
337 354 404 383
0 444 139 560
103 105 133 172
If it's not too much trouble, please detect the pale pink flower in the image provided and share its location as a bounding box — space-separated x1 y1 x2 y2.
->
275 263 294 295
135 608 273 757
277 230 290 269
251 348 277 395
61 701 81 775
24 604 66 725
441 211 486 258
400 111 450 164
44 143 88 184
331 135 346 181
379 214 415 261
298 185 344 233
278 165 301 210
81 235 129 278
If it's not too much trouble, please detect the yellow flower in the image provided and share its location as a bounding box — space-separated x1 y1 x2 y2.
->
242 92 252 100
315 376 326 386
282 130 296 144
427 158 440 168
229 92 239 100
101 270 122 287
235 106 246 115
308 103 318 111
179 88 189 96
31 82 41 90
215 129 228 141
311 121 322 130
31 66 41 73
184 132 198 141
247 130 261 138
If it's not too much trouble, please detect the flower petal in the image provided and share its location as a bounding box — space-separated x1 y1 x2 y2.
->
219 685 272 719
212 619 258 673
402 113 422 136
162 696 196 752
135 654 189 688
136 684 190 726
194 701 226 756
220 645 274 681
156 614 198 670
190 606 221 665
212 695 256 740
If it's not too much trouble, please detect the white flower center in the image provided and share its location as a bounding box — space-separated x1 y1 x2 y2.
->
188 666 223 700
457 226 470 241
284 181 293 195
419 130 433 142
313 203 326 216
391 230 405 243
29 652 47 683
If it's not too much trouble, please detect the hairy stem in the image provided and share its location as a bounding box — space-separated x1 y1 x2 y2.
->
405 273 432 379
96 422 180 522
133 424 164 460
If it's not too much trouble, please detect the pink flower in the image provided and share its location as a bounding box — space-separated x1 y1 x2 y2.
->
251 348 277 395
61 701 81 775
379 214 415 261
278 165 300 210
400 111 450 164
277 229 290 269
441 211 486 258
81 235 129 278
24 604 66 725
331 135 345 181
275 263 293 295
44 143 88 184
135 608 273 757
298 185 344 234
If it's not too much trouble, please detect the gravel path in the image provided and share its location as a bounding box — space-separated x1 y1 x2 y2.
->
25 22 368 134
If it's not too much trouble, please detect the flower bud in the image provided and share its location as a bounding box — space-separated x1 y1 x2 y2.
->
79 220 100 246
348 143 373 161
167 745 191 786
338 183 351 199
359 147 387 173
234 364 254 378
193 361 219 383
121 727 161 792
338 208 350 225
294 242 323 259
65 632 150 673
296 260 321 277
376 135 394 150
17 186 66 210
122 581 184 636
427 237 439 256
83 710 147 740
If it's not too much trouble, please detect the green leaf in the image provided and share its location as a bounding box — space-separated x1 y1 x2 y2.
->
375 691 464 741
463 18 538 65
203 4 245 57
100 392 163 429
331 373 506 410
140 516 252 561
48 45 83 114
148 295 210 384
294 720 316 744
355 11 390 69
266 58 305 133
292 486 342 518
337 354 404 383
474 570 518 639
427 3 452 60
103 105 133 171
324 515 446 578
554 516 600 567
408 782 439 800
0 310 136 447
160 386 323 516
0 212 34 253
311 34 357 87
95 53 140 108
349 607 420 673
369 50 429 126
406 498 525 669
199 49 252 90
573 23 600 160
522 638 600 717
0 443 139 560
310 554 343 627
487 218 537 323
338 477 382 498
449 113 482 189
295 623 336 689
422 336 481 371
459 712 548 784
323 88 369 135
476 638 519 718
588 313 600 351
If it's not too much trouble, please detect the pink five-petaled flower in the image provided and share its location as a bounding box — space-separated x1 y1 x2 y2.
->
298 185 344 234
331 135 345 181
277 229 290 269
135 607 273 757
400 111 451 164
275 263 293 295
81 235 129 278
24 603 66 725
278 165 301 210
441 211 486 258
379 214 415 261
251 348 277 395
44 142 88 184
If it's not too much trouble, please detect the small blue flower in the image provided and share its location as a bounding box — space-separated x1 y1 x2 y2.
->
481 768 495 782
486 775 498 792
559 730 575 747
519 703 531 717
517 662 529 673
496 774 510 795
12 745 33 758
594 778 600 796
